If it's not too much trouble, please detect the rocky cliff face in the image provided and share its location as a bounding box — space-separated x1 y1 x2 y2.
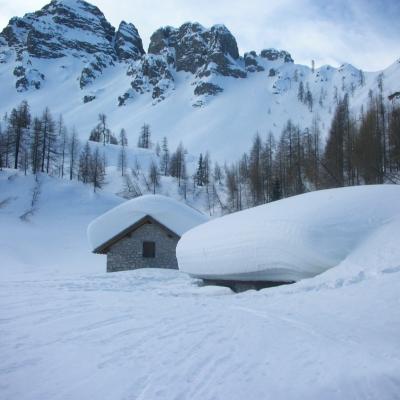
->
115 21 145 61
118 22 249 105
1 0 115 59
148 23 243 77
0 0 143 90
118 54 175 105
0 0 295 105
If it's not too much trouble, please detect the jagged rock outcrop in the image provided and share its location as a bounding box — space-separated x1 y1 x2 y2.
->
0 0 144 90
13 65 45 91
115 21 145 61
260 48 293 63
194 82 223 96
244 51 265 72
137 22 246 101
1 0 116 59
0 0 302 106
83 94 96 103
148 22 245 78
147 26 177 65
118 54 174 105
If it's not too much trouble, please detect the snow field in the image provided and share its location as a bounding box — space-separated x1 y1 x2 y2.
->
1 171 400 399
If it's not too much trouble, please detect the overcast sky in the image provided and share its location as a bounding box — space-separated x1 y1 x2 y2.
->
0 0 399 71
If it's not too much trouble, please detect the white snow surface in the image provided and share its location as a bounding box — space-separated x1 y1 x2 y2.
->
177 185 400 282
87 194 209 251
1 171 400 400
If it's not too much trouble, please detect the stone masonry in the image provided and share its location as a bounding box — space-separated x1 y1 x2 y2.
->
106 221 179 272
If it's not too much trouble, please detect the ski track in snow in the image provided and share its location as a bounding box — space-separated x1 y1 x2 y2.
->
1 268 400 400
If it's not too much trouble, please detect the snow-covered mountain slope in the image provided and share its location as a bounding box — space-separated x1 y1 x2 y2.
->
1 170 400 400
83 140 216 215
177 185 400 282
0 169 122 276
1 0 399 161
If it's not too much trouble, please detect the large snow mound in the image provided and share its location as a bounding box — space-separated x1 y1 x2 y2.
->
177 185 400 282
87 194 209 251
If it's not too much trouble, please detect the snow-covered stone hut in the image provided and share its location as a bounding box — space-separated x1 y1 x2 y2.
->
88 195 208 272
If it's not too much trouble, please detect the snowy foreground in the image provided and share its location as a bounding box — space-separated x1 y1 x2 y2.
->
1 172 400 399
2 267 400 400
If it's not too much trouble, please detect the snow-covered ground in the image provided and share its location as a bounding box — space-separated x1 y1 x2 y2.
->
1 171 400 399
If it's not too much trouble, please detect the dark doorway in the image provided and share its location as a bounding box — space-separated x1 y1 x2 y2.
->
142 241 156 258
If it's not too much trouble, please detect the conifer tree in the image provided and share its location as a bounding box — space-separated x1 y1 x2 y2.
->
271 178 282 201
8 101 31 170
305 83 313 112
98 113 110 146
138 124 151 148
155 142 161 156
196 153 204 186
69 127 80 180
353 93 385 184
118 129 128 176
359 69 365 87
30 117 43 175
160 137 169 176
388 103 400 170
248 133 263 205
57 115 68 178
148 160 160 194
91 147 106 191
119 128 128 146
78 141 92 183
40 107 55 173
213 162 223 185
2 112 12 168
0 125 4 170
298 81 304 102
203 152 210 187
322 97 347 187
169 142 186 186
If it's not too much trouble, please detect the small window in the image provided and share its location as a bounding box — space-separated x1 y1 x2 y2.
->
142 241 155 258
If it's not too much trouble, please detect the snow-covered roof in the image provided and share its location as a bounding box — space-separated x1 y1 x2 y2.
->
88 194 209 252
177 185 400 282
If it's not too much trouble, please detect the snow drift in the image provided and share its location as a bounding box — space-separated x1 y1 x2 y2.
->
87 194 209 251
177 185 400 282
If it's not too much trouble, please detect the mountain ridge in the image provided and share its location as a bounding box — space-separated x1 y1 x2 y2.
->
0 0 399 161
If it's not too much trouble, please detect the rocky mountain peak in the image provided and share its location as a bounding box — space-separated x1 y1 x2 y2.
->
0 0 301 107
1 0 116 59
148 22 243 76
115 21 145 61
118 21 248 107
260 48 293 63
0 0 146 91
